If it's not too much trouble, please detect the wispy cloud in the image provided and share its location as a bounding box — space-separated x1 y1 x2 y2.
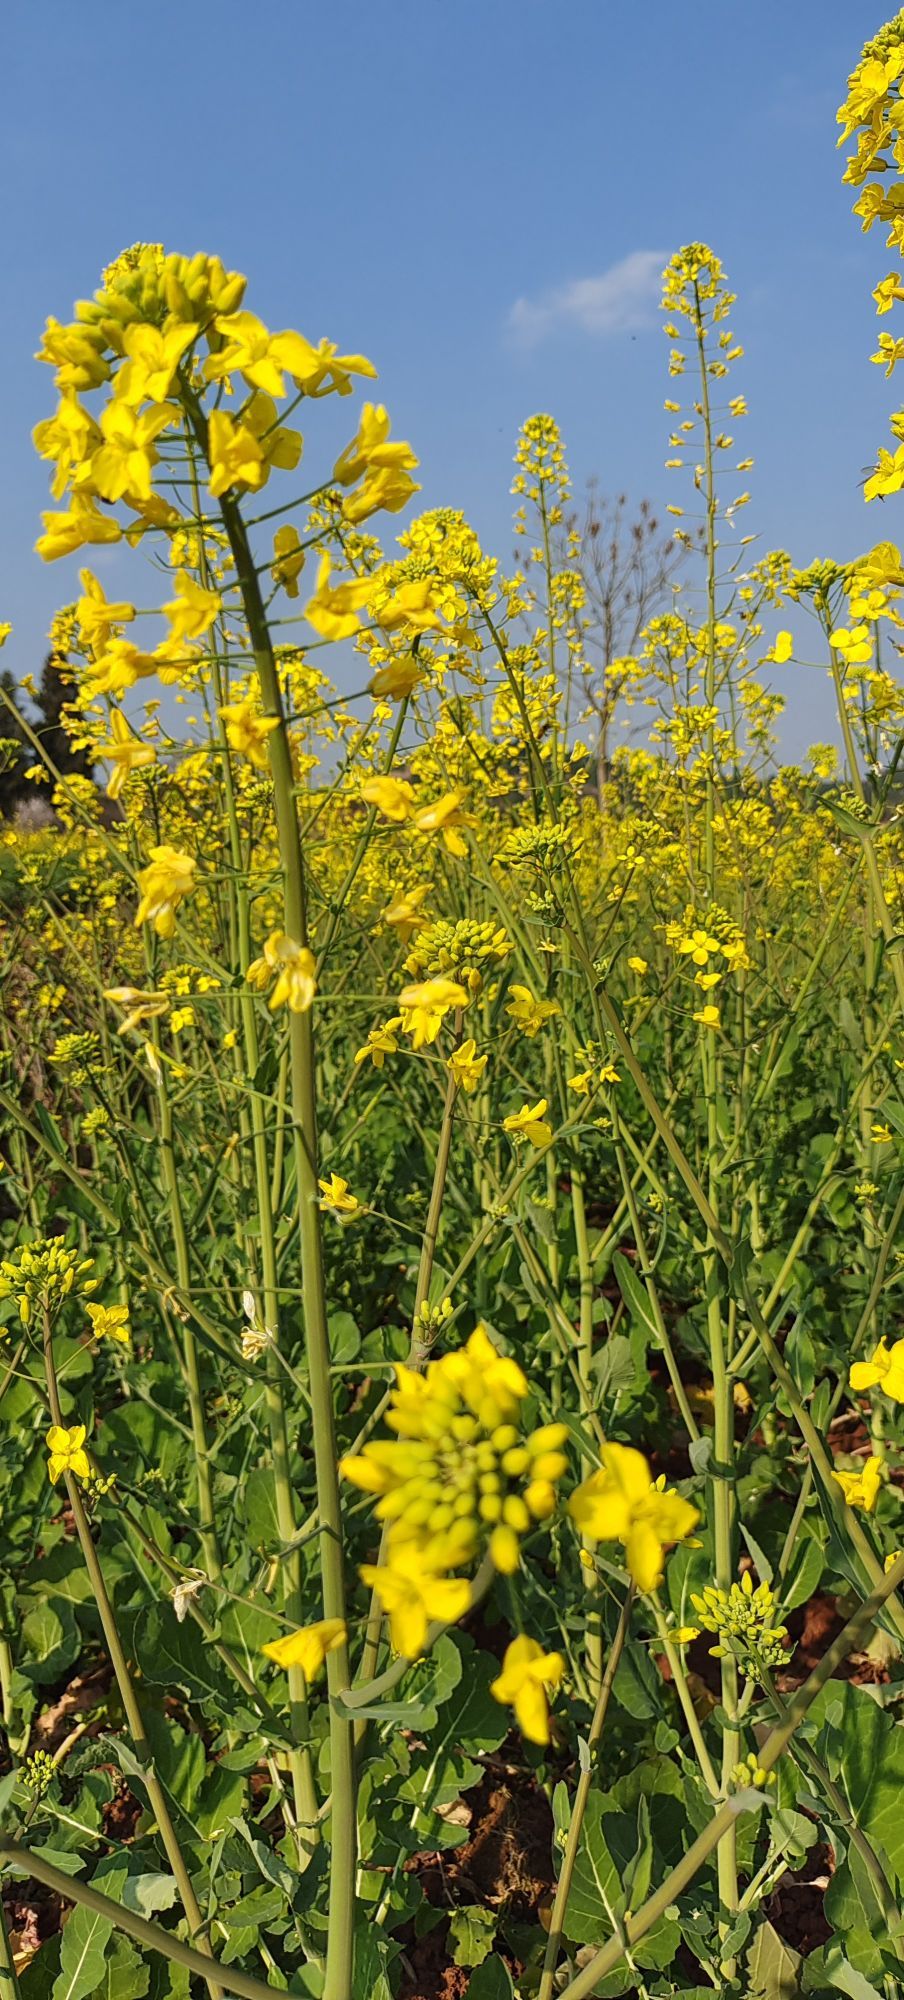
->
509 249 667 346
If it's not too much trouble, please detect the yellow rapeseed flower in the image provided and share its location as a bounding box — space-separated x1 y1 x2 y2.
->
447 1039 488 1093
272 524 305 596
207 409 265 498
851 1337 904 1401
262 1617 347 1676
359 1547 472 1660
317 1174 360 1218
832 1454 883 1513
354 1018 402 1069
163 570 221 642
678 928 720 965
490 1636 564 1745
76 570 135 649
569 1444 699 1592
219 699 279 769
398 978 468 1049
503 1100 553 1147
86 1302 130 1344
341 1325 568 1586
247 933 316 1013
505 984 561 1037
305 553 372 641
134 846 196 939
361 775 415 821
46 1424 91 1485
96 710 156 799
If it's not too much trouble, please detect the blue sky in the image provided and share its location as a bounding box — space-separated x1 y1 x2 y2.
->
0 0 895 752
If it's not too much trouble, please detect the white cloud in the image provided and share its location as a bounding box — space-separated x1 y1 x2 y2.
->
509 249 667 346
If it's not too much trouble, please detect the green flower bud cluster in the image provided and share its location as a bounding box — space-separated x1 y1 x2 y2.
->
49 1031 104 1085
404 917 512 989
690 1573 790 1679
501 820 571 866
0 1238 97 1328
22 1749 55 1799
730 1751 776 1792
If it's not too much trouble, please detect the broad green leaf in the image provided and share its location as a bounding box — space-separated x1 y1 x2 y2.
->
85 1935 150 2000
802 1941 885 1998
808 1681 904 1887
351 1924 393 2000
120 1873 179 1920
783 1530 825 1614
130 1602 229 1704
591 1333 636 1403
564 1791 628 1943
21 1602 80 1686
467 1957 514 2000
747 1918 801 1998
448 1907 496 1968
328 1310 360 1364
52 1902 115 2000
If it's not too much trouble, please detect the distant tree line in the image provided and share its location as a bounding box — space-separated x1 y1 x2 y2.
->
0 654 95 820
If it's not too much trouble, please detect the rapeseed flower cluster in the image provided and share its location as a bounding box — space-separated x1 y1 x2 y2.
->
340 1326 568 1655
0 1239 97 1327
687 1574 791 1678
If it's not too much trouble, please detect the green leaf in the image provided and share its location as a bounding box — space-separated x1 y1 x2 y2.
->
120 1874 179 1920
612 1252 659 1345
228 1814 298 1898
398 1646 507 1824
590 1333 636 1403
747 1919 801 1998
564 1792 629 1943
448 1907 496 1968
329 1311 360 1364
146 1956 191 2000
740 1524 774 1587
808 1681 904 1887
351 1924 393 2000
130 1602 229 1704
21 1934 62 1997
239 1467 280 1552
85 1936 150 2000
52 1902 115 2000
802 1942 885 1999
20 1602 80 1686
783 1530 825 1614
823 1845 891 1967
466 1960 513 2000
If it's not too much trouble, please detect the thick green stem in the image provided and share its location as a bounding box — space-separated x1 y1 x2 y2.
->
215 483 356 2000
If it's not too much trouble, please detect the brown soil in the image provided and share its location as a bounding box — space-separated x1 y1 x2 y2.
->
398 1757 556 2000
765 1843 834 1958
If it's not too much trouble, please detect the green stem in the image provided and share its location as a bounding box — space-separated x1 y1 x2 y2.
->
214 479 355 2000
